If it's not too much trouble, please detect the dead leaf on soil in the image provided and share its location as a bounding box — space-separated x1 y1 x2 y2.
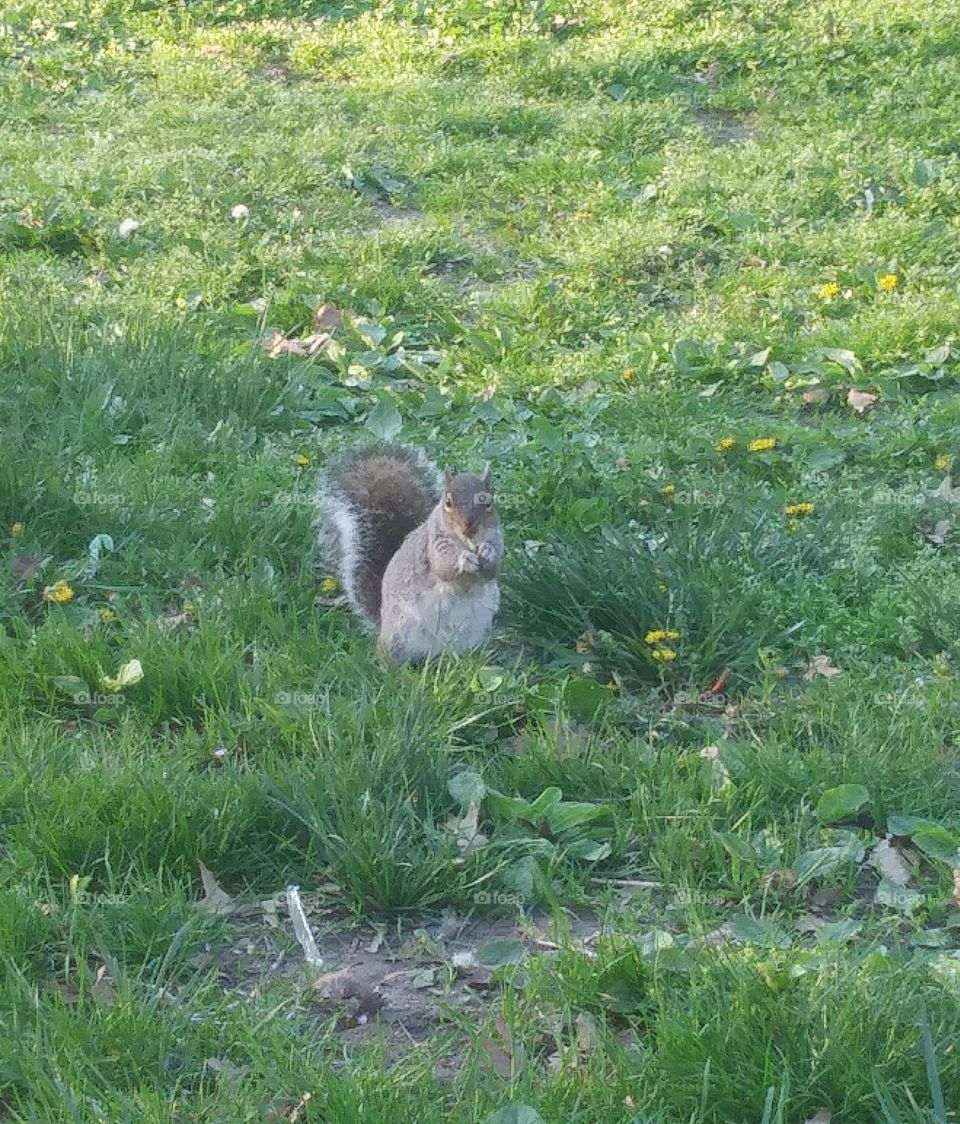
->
259 331 332 359
924 519 952 546
935 476 960 505
205 1056 247 1087
803 655 841 681
868 836 915 887
445 800 488 857
194 862 236 915
846 388 877 415
480 1015 524 1079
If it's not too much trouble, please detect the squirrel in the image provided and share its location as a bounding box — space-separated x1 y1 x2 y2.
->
315 444 503 663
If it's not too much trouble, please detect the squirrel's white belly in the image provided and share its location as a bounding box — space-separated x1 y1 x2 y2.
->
380 580 500 663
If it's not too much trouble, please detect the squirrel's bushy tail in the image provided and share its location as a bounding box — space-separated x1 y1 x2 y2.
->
315 444 439 627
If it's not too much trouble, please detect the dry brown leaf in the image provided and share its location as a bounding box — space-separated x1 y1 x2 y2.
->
925 519 952 546
259 331 332 359
846 388 878 415
803 655 841 681
869 836 915 887
199 43 225 57
480 1014 523 1079
194 862 235 915
935 476 960 505
445 800 488 857
313 302 342 332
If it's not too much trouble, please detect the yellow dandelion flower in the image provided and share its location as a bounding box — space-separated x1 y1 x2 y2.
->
878 272 899 292
659 484 676 498
295 453 311 467
43 580 75 605
651 647 677 662
819 282 840 300
715 436 736 452
623 368 635 381
645 628 681 645
935 453 952 472
784 502 815 517
98 608 117 622
748 437 777 453
320 576 339 594
10 522 24 537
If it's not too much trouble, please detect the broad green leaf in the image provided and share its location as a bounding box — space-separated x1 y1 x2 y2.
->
563 676 607 719
448 770 485 808
476 939 527 968
483 1107 545 1124
817 783 870 823
730 913 791 948
529 416 563 452
564 839 611 862
53 675 88 700
875 877 922 914
365 398 402 441
548 801 609 834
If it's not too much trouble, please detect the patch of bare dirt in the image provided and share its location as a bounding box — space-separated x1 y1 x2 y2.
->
199 893 599 1064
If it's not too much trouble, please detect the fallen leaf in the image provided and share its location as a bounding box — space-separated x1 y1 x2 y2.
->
205 1056 246 1086
803 655 841 681
194 862 235 915
198 43 225 57
445 800 488 856
259 331 332 359
313 302 342 332
935 476 960 505
869 836 915 887
480 1015 524 1079
925 519 951 546
286 885 323 967
846 388 877 415
700 666 731 698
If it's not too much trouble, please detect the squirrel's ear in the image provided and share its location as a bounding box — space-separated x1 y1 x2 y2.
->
481 462 492 487
443 466 454 489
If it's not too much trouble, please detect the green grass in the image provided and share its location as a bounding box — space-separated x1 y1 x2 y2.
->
3 0 960 1119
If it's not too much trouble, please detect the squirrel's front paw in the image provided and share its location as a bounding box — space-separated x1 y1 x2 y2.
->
457 551 480 576
477 541 500 576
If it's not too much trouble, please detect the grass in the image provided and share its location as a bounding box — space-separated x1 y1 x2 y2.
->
2 0 960 1119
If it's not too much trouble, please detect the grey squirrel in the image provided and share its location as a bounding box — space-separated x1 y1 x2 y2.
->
315 444 503 663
